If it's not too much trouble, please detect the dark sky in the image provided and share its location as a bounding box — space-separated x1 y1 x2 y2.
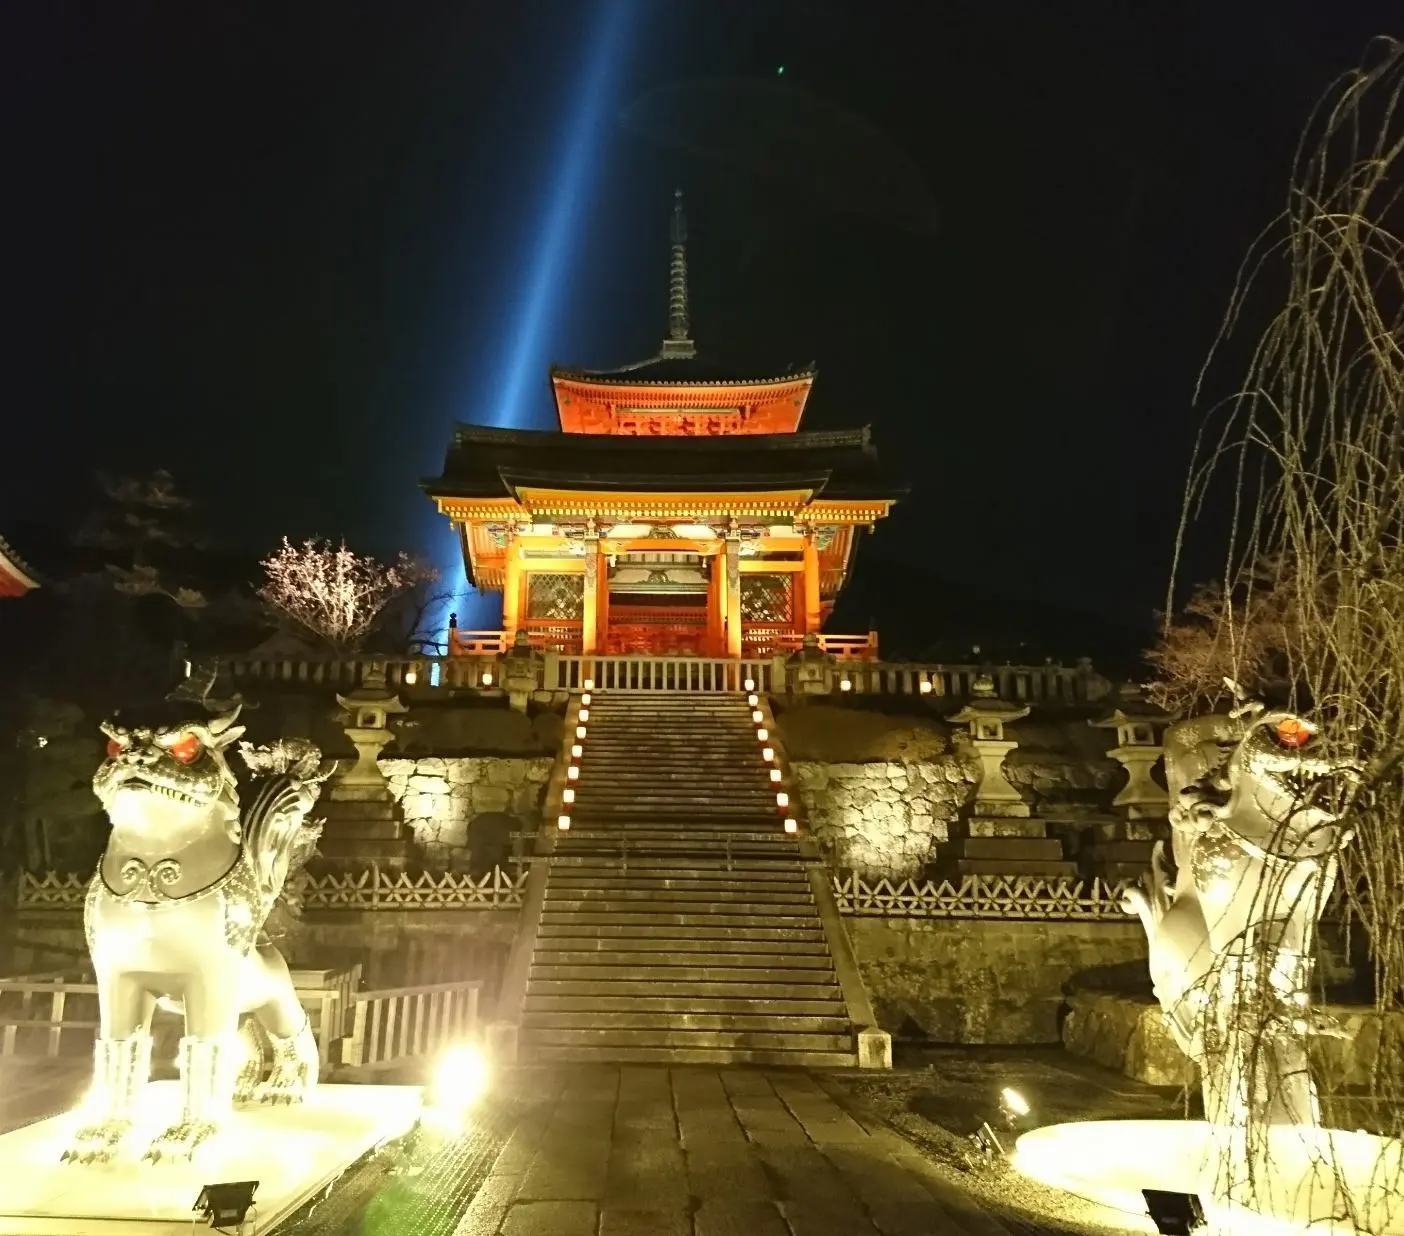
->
3 1 1399 662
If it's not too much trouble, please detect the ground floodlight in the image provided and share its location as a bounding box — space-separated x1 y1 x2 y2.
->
429 1043 491 1113
1141 1189 1206 1234
194 1181 258 1228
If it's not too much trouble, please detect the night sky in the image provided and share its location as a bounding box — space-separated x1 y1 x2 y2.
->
3 2 1399 665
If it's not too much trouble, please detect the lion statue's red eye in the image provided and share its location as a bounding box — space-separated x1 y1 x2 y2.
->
168 733 202 765
106 738 126 759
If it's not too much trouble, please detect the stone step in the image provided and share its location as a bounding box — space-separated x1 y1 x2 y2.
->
318 818 410 840
521 1027 851 1052
548 855 813 872
526 978 842 1000
532 949 833 970
543 885 812 905
540 911 819 929
521 1011 850 1034
523 995 843 1016
535 923 825 942
529 964 836 984
939 858 1081 877
533 936 829 956
523 1044 857 1068
570 797 777 810
552 834 796 849
545 874 810 893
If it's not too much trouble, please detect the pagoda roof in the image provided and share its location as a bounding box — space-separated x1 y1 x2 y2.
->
423 425 902 502
550 355 816 387
0 533 40 597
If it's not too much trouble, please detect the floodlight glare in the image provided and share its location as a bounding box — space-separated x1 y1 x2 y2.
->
481 671 494 686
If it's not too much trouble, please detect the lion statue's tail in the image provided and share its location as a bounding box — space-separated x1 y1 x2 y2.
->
237 740 331 934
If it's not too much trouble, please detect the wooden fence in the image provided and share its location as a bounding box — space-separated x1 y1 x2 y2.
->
338 979 480 1074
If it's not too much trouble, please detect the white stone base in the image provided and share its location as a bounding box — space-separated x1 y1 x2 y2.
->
0 1082 422 1235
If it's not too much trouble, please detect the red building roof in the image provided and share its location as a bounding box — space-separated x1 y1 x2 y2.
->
0 535 39 598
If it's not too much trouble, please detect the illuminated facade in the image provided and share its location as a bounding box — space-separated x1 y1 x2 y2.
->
424 194 898 659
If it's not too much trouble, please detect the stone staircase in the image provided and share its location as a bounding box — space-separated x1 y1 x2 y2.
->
520 694 861 1066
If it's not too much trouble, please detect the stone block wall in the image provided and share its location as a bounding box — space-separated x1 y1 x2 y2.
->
845 915 1150 1045
794 759 976 875
380 757 553 869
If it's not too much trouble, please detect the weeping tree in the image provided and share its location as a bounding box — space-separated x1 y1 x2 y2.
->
1159 35 1404 1223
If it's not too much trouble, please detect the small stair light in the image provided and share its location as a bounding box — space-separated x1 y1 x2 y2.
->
751 709 764 723
770 768 782 783
762 747 775 761
562 787 575 804
839 677 852 691
404 669 418 685
481 671 493 686
744 678 755 691
576 725 587 739
580 692 592 706
784 818 798 834
571 744 582 759
756 728 768 742
776 791 790 809
567 765 579 781
919 676 933 694
583 677 594 690
747 693 759 707
557 815 571 831
577 708 590 722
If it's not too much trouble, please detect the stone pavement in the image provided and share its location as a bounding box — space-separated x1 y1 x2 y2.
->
454 1065 1018 1236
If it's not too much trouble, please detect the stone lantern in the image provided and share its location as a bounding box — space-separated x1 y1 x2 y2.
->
334 664 408 787
785 632 836 696
949 674 1031 817
1089 685 1170 820
501 629 543 713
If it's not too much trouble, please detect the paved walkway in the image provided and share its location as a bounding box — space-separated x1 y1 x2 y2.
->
455 1065 1017 1236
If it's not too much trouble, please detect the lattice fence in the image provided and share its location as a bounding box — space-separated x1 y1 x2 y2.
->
832 872 1135 921
14 866 526 913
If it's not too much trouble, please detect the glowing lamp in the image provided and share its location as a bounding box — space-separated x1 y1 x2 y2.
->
428 1043 490 1114
481 671 494 687
403 669 418 685
571 744 582 759
567 766 579 781
839 678 852 692
580 692 592 706
756 728 768 742
557 815 571 831
562 787 575 804
583 677 594 690
747 693 759 707
576 725 587 739
751 709 764 723
770 768 782 783
784 818 798 834
762 747 774 761
919 678 932 695
776 792 789 809
744 678 755 691
578 708 590 722
1000 1087 1030 1118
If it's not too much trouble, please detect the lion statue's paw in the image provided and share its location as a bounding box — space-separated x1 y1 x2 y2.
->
253 1018 319 1105
60 1120 130 1164
142 1119 219 1163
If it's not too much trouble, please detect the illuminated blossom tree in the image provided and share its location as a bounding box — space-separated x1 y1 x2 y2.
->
257 538 436 652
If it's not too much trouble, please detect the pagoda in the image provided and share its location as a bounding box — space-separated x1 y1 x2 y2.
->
0 535 38 599
424 193 899 660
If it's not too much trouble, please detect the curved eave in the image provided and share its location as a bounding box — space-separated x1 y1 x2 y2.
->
549 365 816 389
0 536 40 597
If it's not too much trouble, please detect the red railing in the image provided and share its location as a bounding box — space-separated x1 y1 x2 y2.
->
743 630 880 661
449 626 879 661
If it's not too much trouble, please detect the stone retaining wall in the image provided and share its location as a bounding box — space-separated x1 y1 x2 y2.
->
380 757 554 869
845 915 1149 1044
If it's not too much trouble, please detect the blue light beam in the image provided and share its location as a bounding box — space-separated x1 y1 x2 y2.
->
488 0 635 430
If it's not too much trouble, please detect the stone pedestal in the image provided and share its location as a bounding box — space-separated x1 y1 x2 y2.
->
785 632 836 696
501 630 543 713
1086 686 1169 880
936 674 1077 878
321 668 417 866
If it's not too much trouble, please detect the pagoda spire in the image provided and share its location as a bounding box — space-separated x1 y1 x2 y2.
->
661 189 696 360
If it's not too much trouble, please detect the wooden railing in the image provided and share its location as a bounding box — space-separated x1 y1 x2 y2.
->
832 872 1134 921
217 649 1110 704
744 630 880 661
339 979 480 1073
